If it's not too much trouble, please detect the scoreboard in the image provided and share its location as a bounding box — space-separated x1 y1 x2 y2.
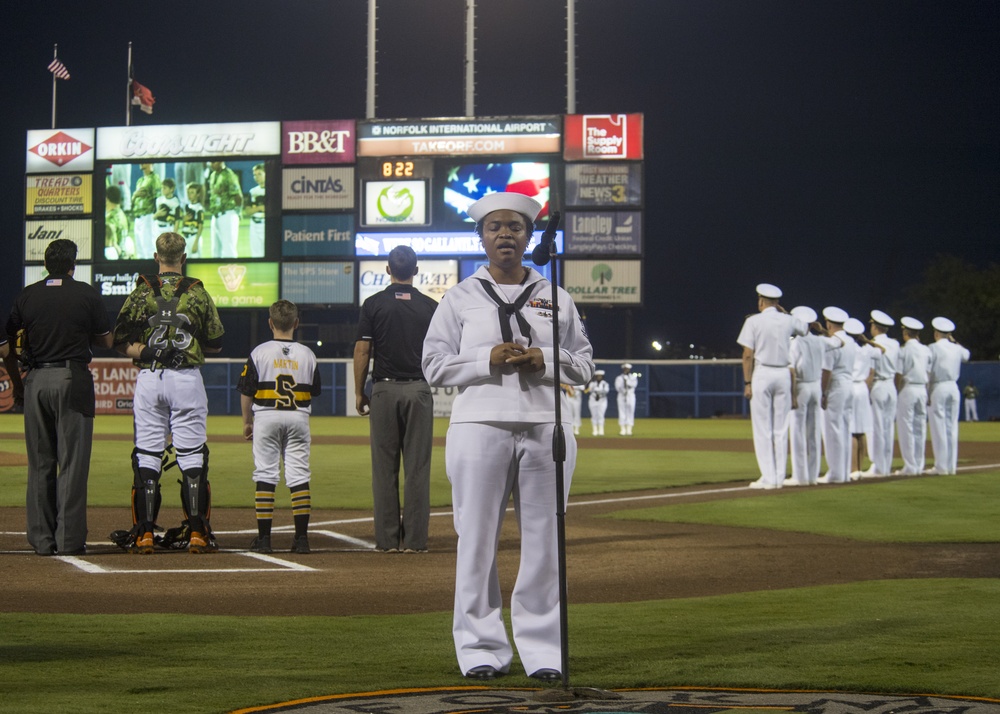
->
23 114 644 310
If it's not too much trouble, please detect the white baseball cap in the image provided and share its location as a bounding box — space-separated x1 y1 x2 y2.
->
932 316 956 333
844 317 865 336
756 283 782 299
900 316 924 330
870 309 894 327
823 306 849 323
467 192 543 223
791 306 817 323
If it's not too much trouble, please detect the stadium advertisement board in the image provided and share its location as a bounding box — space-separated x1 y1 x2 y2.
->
563 114 644 161
25 174 92 216
563 260 642 305
282 120 355 165
281 167 354 209
185 262 280 308
26 128 95 172
564 211 642 255
565 163 642 207
96 122 281 160
358 259 457 303
281 214 355 257
24 219 93 262
281 262 354 304
24 264 92 287
357 117 561 157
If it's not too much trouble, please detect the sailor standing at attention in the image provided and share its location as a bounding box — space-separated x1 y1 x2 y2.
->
737 283 807 490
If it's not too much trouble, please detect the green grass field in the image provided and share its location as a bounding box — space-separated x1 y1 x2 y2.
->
1 416 998 713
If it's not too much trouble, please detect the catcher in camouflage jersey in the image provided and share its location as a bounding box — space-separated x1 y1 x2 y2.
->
113 232 225 554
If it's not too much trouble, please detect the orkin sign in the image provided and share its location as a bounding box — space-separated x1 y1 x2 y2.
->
282 120 355 164
96 121 281 160
26 128 95 172
357 116 561 156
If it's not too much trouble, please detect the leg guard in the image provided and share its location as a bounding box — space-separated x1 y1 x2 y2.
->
177 444 211 530
131 448 163 530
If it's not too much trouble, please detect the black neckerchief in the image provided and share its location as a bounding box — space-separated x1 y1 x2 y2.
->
476 271 534 347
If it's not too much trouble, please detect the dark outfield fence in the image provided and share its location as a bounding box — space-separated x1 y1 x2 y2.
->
199 359 1000 422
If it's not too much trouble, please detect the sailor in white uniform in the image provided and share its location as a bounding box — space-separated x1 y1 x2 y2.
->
614 363 639 435
865 310 900 477
786 306 840 486
845 318 879 479
818 307 857 484
586 370 610 435
895 317 932 475
737 283 807 489
927 316 970 475
422 192 594 682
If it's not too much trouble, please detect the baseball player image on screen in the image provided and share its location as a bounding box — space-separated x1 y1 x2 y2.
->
236 300 321 554
113 232 225 554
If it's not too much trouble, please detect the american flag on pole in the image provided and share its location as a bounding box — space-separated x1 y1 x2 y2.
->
443 162 550 222
47 58 70 80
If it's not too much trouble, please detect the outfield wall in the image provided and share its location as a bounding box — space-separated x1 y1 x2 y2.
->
2 359 997 421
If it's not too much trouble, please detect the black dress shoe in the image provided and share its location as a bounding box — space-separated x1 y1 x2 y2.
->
528 668 561 682
465 665 502 680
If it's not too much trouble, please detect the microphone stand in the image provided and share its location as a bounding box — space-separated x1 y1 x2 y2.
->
534 214 619 702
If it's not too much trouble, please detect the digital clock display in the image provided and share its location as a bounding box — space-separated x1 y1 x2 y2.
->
381 160 414 178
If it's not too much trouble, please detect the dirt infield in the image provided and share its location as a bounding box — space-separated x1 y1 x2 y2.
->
3 474 999 619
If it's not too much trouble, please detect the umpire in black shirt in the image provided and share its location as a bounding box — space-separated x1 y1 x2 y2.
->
353 246 438 553
6 239 112 555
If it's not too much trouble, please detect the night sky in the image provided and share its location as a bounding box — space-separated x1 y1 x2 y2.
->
2 0 997 359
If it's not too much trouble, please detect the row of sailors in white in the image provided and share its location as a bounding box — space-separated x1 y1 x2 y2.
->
789 309 970 487
560 363 636 436
738 282 970 490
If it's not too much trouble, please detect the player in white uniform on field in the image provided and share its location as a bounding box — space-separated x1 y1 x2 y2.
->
927 317 970 475
586 369 610 435
245 163 266 258
865 310 900 477
237 300 321 554
895 317 932 475
737 283 808 490
786 306 840 486
422 192 594 682
614 363 639 435
817 307 857 484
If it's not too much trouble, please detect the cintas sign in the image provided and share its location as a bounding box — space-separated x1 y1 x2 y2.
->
26 128 95 172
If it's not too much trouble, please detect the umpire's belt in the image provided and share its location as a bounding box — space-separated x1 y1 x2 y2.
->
35 360 80 369
375 377 425 382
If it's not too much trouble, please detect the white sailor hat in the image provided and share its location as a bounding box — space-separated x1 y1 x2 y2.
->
756 283 782 299
900 316 924 330
621 362 633 370
870 310 894 327
467 192 543 223
932 316 956 333
790 306 817 323
594 369 605 376
822 306 849 323
844 317 865 336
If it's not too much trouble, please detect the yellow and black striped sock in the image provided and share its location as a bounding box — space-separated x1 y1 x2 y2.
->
255 482 276 537
290 483 311 538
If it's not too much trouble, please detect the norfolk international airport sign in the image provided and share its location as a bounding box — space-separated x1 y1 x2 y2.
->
356 116 561 156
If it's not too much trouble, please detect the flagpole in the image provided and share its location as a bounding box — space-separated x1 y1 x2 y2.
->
51 44 58 129
126 42 133 126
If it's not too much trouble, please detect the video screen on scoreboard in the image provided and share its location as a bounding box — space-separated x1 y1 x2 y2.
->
186 262 279 309
439 160 551 227
97 159 277 261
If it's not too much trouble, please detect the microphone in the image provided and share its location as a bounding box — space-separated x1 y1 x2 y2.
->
531 211 561 266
